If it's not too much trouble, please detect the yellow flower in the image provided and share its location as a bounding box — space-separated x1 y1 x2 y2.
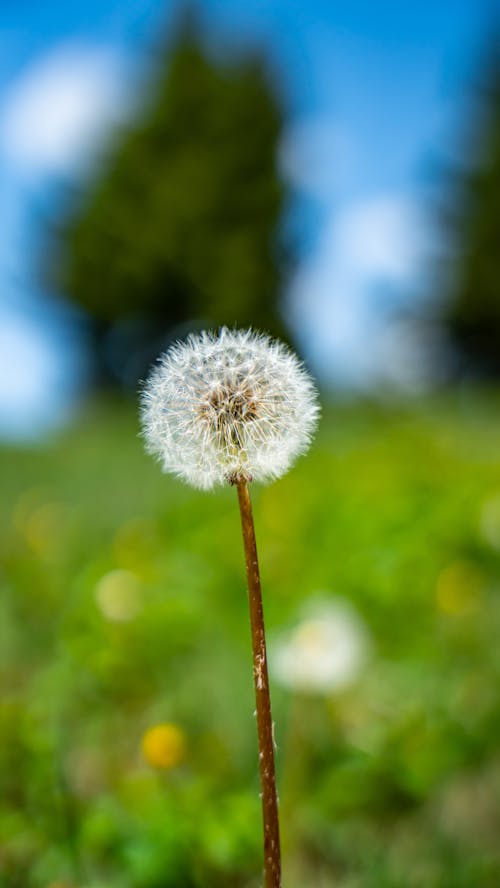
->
141 723 186 769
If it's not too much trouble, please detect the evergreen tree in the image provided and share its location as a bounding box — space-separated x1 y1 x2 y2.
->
46 15 288 387
441 44 500 377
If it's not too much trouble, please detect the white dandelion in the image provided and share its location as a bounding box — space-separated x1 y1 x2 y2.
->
271 598 370 695
140 327 319 490
140 327 320 888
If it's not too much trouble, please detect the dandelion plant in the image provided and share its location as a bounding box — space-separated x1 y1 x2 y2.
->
141 328 319 887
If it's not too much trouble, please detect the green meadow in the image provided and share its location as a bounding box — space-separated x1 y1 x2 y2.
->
1 393 500 887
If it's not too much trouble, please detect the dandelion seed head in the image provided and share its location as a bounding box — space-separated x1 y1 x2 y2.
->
140 328 319 490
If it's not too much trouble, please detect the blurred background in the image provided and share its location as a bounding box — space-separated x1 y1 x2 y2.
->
1 1 500 885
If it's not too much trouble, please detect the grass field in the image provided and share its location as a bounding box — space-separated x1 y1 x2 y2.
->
1 392 500 887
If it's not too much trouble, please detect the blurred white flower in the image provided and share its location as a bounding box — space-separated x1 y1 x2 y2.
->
271 598 370 694
140 328 319 490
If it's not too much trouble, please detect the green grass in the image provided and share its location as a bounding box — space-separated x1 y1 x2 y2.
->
1 392 500 887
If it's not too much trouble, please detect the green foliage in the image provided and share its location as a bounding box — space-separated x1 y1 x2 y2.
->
47 18 287 387
441 43 500 377
1 394 500 885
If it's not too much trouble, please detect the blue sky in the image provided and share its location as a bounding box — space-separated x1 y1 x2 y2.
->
0 0 494 437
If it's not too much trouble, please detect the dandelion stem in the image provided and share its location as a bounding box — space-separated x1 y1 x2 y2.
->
236 479 281 888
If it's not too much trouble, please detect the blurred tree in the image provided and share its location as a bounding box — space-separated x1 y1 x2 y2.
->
440 43 500 378
46 12 288 388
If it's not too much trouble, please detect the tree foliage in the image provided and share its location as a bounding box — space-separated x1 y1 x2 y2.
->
47 17 288 387
441 45 500 378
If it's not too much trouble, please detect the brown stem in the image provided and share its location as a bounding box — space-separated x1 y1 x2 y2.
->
236 479 281 888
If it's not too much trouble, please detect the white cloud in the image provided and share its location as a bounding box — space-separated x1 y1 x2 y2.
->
1 44 127 178
336 196 420 281
0 308 86 440
287 194 424 387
